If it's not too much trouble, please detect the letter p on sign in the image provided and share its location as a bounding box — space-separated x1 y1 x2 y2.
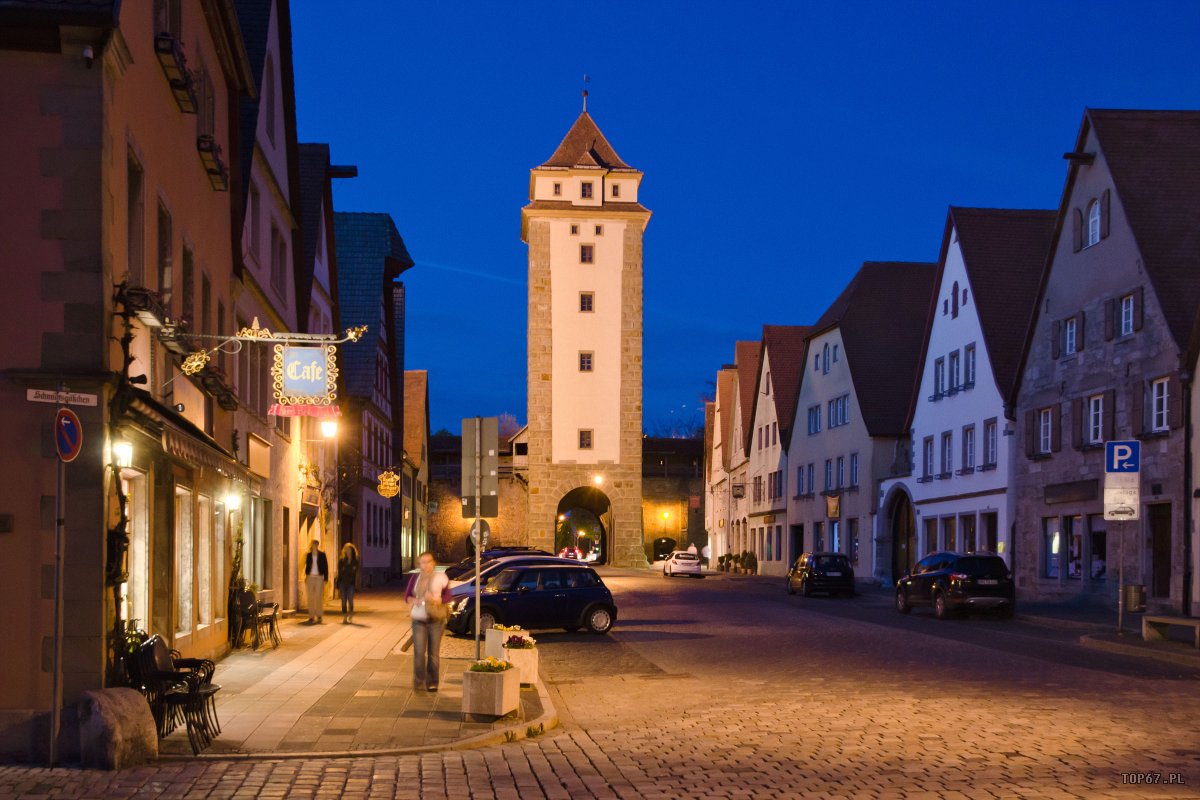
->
1105 440 1140 473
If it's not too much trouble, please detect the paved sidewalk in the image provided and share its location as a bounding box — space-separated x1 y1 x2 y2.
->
161 588 542 757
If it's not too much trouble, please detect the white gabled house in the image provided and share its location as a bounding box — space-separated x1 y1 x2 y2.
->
878 208 1054 583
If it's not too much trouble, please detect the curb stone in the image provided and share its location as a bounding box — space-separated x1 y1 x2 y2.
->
1079 632 1200 668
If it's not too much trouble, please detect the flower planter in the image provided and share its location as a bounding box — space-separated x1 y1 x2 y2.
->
484 627 508 660
461 667 520 718
503 647 539 685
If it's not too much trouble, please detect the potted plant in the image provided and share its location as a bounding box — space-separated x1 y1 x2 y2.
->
486 624 523 659
730 553 741 573
462 657 520 718
743 551 758 575
501 633 538 685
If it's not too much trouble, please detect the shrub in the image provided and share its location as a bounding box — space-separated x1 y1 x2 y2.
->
742 551 758 573
469 657 513 673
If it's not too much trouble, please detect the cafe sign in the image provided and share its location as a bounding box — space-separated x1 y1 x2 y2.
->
270 344 340 417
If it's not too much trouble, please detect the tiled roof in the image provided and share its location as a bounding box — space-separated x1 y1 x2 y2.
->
950 208 1055 404
538 111 637 171
524 199 651 215
0 0 116 25
233 0 272 210
703 402 715 481
1087 109 1200 352
715 368 736 471
294 143 329 330
754 325 812 453
811 262 937 438
734 340 761 458
403 370 428 469
333 212 414 397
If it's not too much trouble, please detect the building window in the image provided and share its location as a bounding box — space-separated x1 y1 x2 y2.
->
581 182 593 199
180 246 194 325
949 350 961 391
1151 377 1169 432
934 358 945 396
1120 294 1134 336
963 425 975 469
579 292 594 312
922 436 934 479
940 432 952 477
964 343 976 387
807 405 821 435
553 182 562 196
1089 515 1107 580
1087 394 1104 444
796 465 804 495
983 418 998 466
127 154 145 283
765 372 771 395
157 202 173 301
580 244 594 264
1086 200 1101 247
771 422 777 445
849 453 859 487
1039 408 1053 454
611 183 620 198
578 429 593 449
570 224 579 235
594 225 603 236
827 395 849 427
806 464 814 495
578 351 593 372
1064 317 1077 355
836 456 844 489
813 354 819 372
832 344 839 363
154 0 182 38
174 486 194 634
824 460 832 491
822 343 830 374
1066 514 1083 579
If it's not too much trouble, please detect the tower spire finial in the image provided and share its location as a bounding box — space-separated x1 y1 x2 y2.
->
582 73 589 113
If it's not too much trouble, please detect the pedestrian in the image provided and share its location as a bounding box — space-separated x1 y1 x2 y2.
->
337 542 359 624
687 542 698 556
405 551 450 691
304 539 329 624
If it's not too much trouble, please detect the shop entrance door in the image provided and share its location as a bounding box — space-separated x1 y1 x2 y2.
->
1148 503 1172 598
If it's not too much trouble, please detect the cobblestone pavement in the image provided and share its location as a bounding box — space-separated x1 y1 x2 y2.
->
3 571 1199 798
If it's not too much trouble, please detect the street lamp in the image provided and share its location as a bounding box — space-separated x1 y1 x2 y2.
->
320 418 339 439
592 474 604 486
112 440 133 469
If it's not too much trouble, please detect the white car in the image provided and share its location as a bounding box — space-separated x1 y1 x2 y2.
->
663 551 703 578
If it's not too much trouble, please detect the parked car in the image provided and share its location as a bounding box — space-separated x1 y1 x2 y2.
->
663 551 703 578
448 554 576 592
448 564 618 635
444 547 551 580
786 552 855 597
895 551 1015 619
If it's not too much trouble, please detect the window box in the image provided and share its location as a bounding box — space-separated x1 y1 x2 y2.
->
196 135 229 191
955 467 975 476
917 476 934 484
978 463 998 472
154 33 197 113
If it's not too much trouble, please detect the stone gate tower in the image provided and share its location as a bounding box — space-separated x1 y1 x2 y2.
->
521 107 651 567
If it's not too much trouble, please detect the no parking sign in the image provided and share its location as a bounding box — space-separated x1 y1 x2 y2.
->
54 408 83 463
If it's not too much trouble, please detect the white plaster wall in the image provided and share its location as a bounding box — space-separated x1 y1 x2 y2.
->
550 217 625 463
532 173 640 205
747 350 789 575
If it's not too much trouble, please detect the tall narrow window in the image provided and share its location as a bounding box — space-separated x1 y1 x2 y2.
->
1087 200 1101 246
949 350 961 390
836 456 844 488
197 495 212 625
181 246 194 325
580 244 594 264
611 183 620 198
849 453 859 487
806 464 814 494
824 459 832 490
579 292 594 312
578 429 593 449
940 432 952 476
822 343 830 374
552 182 562 196
934 358 945 396
984 419 998 466
1064 317 1077 355
200 273 211 335
1039 408 1053 454
1120 294 1134 336
1088 394 1104 444
127 154 145 283
175 486 194 634
964 343 976 386
922 437 934 478
963 425 976 469
1151 378 1169 432
578 351 593 372
157 203 173 301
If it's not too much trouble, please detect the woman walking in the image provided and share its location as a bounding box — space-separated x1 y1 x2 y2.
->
405 551 450 691
337 543 359 624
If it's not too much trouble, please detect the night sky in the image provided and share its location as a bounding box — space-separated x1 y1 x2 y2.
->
291 1 1200 433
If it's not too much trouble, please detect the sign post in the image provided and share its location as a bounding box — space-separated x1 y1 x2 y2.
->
462 417 498 660
50 398 82 766
1104 441 1140 636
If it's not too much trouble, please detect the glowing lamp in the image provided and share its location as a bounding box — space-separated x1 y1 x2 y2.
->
224 493 242 512
320 419 339 439
113 440 133 469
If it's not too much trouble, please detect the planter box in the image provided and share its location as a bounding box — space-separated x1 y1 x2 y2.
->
503 647 539 684
462 668 520 718
484 627 510 660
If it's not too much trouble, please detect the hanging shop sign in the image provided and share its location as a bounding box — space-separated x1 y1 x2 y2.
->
825 494 841 520
269 344 340 417
377 469 400 498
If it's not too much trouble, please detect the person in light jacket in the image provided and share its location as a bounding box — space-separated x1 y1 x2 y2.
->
405 552 450 691
337 543 359 624
304 540 329 623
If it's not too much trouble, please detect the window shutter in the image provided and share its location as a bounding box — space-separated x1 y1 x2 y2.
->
1169 378 1183 430
1024 409 1036 458
1071 397 1083 450
1051 320 1061 359
1131 381 1145 436
1104 298 1115 341
1071 209 1082 252
1100 188 1111 239
1104 389 1116 441
1051 404 1062 452
1133 286 1144 331
1076 311 1085 351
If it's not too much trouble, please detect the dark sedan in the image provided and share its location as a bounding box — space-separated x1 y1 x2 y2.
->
895 551 1015 619
443 547 551 580
786 552 856 597
448 564 617 635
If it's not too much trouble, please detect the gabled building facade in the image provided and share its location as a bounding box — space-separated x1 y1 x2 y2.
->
787 262 935 583
878 208 1054 582
401 370 431 572
704 366 737 561
1013 110 1200 611
726 341 760 564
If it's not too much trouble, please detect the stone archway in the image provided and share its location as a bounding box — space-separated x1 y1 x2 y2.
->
556 486 613 565
887 487 917 583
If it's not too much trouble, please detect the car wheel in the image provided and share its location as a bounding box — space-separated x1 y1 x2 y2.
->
786 578 796 595
476 609 498 634
895 588 911 614
933 591 949 620
585 605 614 634
662 566 670 578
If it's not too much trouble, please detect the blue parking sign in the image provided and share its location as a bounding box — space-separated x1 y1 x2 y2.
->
1105 441 1140 473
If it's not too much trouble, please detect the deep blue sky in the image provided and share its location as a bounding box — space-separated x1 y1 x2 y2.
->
292 2 1200 434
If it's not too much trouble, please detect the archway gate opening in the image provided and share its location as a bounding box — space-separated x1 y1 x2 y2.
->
556 486 613 565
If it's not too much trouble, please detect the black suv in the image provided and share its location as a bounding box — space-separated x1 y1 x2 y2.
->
895 551 1015 619
448 564 618 635
786 552 855 597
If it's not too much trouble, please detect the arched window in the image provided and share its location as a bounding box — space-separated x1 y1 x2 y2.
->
822 343 830 374
1086 200 1101 247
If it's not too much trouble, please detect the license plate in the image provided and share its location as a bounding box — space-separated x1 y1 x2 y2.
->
826 572 841 577
978 579 998 585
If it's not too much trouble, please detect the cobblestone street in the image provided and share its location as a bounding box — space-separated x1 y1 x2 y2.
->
3 571 1200 798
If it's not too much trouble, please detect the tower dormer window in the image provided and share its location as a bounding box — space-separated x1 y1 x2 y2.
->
579 351 593 372
1086 200 1101 247
611 183 620 198
553 182 562 196
581 182 593 199
570 224 579 235
580 244 594 264
595 225 603 236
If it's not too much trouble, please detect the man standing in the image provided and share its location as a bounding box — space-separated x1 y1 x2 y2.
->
305 539 329 623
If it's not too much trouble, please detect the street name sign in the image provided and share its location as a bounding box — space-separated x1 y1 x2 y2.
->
27 389 97 407
1103 440 1140 521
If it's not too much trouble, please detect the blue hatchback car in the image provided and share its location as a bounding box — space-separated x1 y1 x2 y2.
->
448 564 617 635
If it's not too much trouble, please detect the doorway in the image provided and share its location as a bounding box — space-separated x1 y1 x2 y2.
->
1148 503 1172 598
556 486 613 564
889 490 916 583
